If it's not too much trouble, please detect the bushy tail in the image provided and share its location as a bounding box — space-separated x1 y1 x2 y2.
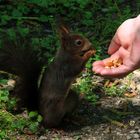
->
0 36 43 110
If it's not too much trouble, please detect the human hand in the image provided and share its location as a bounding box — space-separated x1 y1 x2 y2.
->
92 15 140 78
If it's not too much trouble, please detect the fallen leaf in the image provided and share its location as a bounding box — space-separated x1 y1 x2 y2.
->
124 92 137 98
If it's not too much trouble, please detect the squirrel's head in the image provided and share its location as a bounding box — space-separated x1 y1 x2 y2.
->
59 25 96 57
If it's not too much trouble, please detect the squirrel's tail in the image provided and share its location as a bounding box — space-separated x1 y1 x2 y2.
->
0 36 43 111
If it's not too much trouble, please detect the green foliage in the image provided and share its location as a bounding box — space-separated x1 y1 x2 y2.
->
0 109 42 139
0 90 9 103
29 111 43 123
104 82 128 97
74 72 99 105
0 80 42 138
0 89 17 111
0 78 8 85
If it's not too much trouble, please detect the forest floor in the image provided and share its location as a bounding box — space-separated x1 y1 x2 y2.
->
7 70 140 140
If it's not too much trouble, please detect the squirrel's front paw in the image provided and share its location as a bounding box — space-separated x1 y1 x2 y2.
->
85 50 96 57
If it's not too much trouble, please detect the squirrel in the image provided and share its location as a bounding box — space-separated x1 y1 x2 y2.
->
0 25 95 128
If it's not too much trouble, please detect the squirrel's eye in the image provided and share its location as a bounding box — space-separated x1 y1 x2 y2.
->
75 39 82 46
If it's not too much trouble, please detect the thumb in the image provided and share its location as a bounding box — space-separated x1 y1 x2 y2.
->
118 47 130 60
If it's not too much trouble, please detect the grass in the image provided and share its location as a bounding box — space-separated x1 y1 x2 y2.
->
0 0 140 139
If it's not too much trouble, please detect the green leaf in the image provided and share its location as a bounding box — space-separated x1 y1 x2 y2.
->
7 28 16 40
0 79 8 85
18 27 29 37
29 122 38 133
0 90 9 102
37 115 43 122
1 15 11 21
29 111 38 118
85 11 92 19
39 15 49 22
1 15 11 25
77 0 89 8
17 4 30 14
12 9 22 17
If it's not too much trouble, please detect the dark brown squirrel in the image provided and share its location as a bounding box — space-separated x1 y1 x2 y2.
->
0 25 95 128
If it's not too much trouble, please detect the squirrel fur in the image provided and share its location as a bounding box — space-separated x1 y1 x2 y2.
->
0 26 95 127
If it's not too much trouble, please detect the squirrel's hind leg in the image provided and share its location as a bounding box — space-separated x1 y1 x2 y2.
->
64 89 79 115
41 90 79 128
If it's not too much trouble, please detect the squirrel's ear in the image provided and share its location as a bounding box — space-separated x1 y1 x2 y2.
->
58 25 70 49
59 25 70 37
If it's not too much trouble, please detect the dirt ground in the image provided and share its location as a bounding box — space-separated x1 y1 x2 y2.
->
1 70 140 140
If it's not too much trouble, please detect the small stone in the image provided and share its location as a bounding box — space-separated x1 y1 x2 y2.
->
131 98 140 106
135 126 139 130
116 132 121 135
137 84 140 91
104 127 111 134
38 136 47 140
130 130 136 134
129 120 135 127
127 135 132 140
133 133 139 139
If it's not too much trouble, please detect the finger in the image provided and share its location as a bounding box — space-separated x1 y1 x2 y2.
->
100 65 132 78
118 47 130 61
93 60 104 67
93 62 131 78
108 33 121 55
